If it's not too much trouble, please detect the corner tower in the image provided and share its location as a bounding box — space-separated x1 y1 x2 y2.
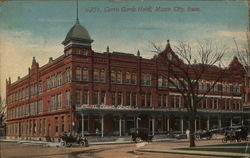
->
62 0 93 56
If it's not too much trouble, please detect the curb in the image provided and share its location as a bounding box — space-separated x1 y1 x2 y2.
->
137 149 250 158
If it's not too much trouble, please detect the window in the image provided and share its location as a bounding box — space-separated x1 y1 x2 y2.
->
76 90 81 106
117 72 122 84
55 117 58 136
126 72 131 84
174 96 180 108
112 92 116 105
46 78 50 90
163 95 167 107
117 92 122 105
75 67 81 81
38 81 42 93
82 68 88 81
26 87 29 98
93 91 99 105
58 93 62 109
101 91 105 104
132 93 136 106
131 73 136 85
76 48 81 54
141 73 151 86
126 93 131 106
158 76 163 87
66 91 71 108
61 116 65 133
141 93 145 106
111 71 116 83
146 93 151 107
51 75 56 88
82 90 88 104
57 73 62 86
94 69 99 82
158 95 162 107
100 69 105 82
66 68 72 82
83 49 88 56
213 84 218 92
38 100 43 113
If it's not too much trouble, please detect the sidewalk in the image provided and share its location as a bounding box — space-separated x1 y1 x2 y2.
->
137 148 250 158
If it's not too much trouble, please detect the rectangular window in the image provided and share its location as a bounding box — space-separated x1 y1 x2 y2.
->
26 87 29 98
101 91 105 104
125 72 131 84
38 100 43 113
163 95 167 107
75 67 81 81
126 93 131 106
158 94 162 107
55 117 58 136
158 76 163 87
117 92 122 105
58 93 62 109
141 73 151 86
111 71 116 83
82 90 88 104
46 78 50 90
146 93 151 107
51 75 56 88
38 81 42 94
146 74 151 86
76 90 81 106
94 69 99 82
112 92 116 105
100 69 105 82
93 91 99 104
61 116 65 133
82 68 88 81
141 93 145 106
57 72 62 86
131 73 136 85
66 68 72 82
66 91 71 108
132 93 136 106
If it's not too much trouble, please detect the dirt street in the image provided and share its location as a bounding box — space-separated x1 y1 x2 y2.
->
0 140 224 158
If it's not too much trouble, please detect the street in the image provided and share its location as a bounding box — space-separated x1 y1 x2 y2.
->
0 140 226 158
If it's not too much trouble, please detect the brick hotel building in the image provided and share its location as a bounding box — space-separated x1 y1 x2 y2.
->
5 18 250 140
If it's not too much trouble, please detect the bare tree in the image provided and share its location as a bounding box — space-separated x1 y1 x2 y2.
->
234 33 250 73
0 97 6 127
151 40 226 147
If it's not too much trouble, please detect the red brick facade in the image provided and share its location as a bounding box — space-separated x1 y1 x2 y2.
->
5 22 249 140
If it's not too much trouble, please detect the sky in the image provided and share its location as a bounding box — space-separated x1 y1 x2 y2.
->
0 0 249 100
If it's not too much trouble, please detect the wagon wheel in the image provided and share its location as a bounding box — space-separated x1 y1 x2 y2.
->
135 137 142 143
222 137 227 143
61 141 66 147
196 135 201 141
80 140 85 147
66 142 72 147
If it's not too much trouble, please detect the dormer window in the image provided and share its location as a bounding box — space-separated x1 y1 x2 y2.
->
83 49 89 56
167 53 172 61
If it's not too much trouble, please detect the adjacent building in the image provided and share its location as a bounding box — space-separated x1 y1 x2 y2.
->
5 18 249 141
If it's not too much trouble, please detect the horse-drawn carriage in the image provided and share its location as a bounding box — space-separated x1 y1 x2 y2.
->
60 133 88 147
222 126 248 143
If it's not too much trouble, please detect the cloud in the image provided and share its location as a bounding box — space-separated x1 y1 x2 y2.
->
216 31 247 42
0 29 63 99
